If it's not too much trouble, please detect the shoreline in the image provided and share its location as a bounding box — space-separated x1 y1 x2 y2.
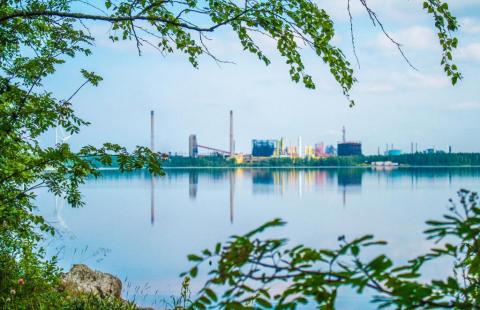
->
158 165 480 169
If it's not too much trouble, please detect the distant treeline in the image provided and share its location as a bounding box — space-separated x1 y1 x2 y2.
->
366 153 480 166
163 153 480 167
162 156 236 167
84 153 480 169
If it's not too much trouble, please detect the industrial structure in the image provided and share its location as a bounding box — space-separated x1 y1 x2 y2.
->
188 134 198 157
188 110 237 158
186 112 364 160
150 110 155 225
337 126 362 156
229 110 235 156
386 149 402 156
252 140 277 157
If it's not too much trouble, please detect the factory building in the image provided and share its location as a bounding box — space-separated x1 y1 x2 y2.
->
305 145 315 158
314 143 325 157
337 126 362 156
386 149 402 156
286 146 298 157
337 142 362 156
189 134 198 158
252 140 277 157
273 138 285 157
325 145 336 156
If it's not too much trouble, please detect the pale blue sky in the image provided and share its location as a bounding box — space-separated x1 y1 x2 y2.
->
45 0 480 155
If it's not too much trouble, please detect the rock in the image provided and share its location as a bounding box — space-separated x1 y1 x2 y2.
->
61 264 122 298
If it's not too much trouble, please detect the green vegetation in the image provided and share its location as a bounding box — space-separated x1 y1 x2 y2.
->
368 153 480 166
186 190 480 309
163 155 237 167
160 153 480 168
0 0 465 309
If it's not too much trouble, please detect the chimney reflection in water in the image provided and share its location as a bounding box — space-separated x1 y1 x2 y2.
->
151 174 155 225
187 170 236 223
229 170 235 224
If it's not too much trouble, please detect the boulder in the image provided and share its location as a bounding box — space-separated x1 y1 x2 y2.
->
61 264 122 298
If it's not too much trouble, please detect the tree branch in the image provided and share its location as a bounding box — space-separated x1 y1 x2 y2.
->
0 10 249 33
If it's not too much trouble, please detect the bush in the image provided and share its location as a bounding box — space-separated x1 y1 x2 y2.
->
186 190 480 309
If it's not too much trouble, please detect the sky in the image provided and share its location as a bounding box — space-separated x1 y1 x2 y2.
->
45 0 480 155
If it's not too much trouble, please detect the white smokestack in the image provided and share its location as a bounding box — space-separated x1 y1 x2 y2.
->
298 136 302 158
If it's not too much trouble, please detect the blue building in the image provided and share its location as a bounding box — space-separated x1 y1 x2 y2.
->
337 142 362 156
252 140 276 157
386 149 402 156
325 145 337 156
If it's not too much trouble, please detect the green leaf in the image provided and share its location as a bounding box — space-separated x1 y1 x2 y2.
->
188 254 203 262
189 266 198 277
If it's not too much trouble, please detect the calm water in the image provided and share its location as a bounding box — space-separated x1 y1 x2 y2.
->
38 167 480 309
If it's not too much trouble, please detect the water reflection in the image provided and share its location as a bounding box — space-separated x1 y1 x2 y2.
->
188 171 198 200
151 174 155 225
92 167 480 225
44 167 480 309
337 169 363 206
229 171 235 224
55 196 69 230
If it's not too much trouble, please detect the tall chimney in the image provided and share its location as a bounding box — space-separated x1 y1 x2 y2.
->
150 110 155 226
229 110 234 156
150 110 155 152
342 126 346 143
298 136 303 158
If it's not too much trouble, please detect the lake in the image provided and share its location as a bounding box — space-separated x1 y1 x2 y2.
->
37 167 480 309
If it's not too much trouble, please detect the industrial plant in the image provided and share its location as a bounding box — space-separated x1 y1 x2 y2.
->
185 111 363 162
148 110 455 164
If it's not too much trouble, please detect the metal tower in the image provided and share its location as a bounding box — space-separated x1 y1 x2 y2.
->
150 110 155 152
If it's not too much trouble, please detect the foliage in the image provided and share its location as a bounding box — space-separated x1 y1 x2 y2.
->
163 155 237 167
367 153 480 167
163 276 194 309
59 294 139 310
0 242 138 309
186 190 480 309
0 243 61 309
158 153 480 168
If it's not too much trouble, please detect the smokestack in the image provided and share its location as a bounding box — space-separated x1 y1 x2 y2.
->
342 126 346 143
298 136 303 158
150 110 155 226
411 142 414 154
150 110 155 152
229 110 234 156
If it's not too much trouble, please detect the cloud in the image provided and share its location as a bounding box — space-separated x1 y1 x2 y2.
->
357 71 449 92
316 0 426 23
356 83 396 93
375 26 437 52
457 43 480 61
448 101 480 111
460 18 480 34
399 72 449 89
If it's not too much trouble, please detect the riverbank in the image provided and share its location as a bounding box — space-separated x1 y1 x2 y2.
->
161 153 480 168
